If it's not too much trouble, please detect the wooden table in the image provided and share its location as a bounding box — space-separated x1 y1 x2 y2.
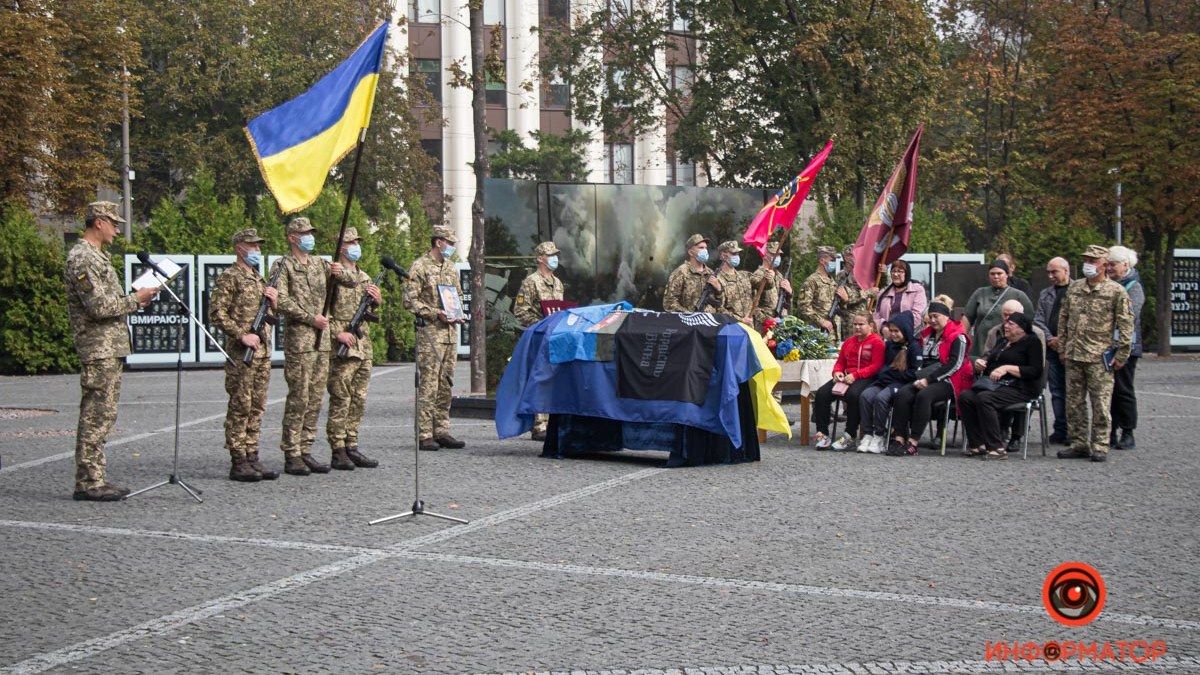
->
774 358 837 445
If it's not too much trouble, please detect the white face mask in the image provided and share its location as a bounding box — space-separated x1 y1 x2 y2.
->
1082 262 1099 278
772 256 781 268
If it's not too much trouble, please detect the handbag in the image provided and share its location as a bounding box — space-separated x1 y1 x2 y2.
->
831 381 850 396
971 375 1001 392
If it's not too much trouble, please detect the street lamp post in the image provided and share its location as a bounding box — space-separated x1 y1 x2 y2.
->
1108 167 1122 245
121 62 132 241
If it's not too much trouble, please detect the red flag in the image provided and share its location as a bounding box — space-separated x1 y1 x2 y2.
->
851 125 923 290
743 140 834 254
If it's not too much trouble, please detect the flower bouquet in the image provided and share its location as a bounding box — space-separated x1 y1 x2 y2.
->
762 316 833 362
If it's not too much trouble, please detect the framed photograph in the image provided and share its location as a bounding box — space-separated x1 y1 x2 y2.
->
438 284 466 322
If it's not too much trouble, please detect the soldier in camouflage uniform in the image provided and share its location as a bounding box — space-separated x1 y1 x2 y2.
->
326 227 383 470
796 245 838 333
64 202 158 501
714 240 753 323
1056 245 1134 463
514 241 565 441
833 244 872 338
272 217 353 475
209 228 279 482
663 233 722 312
403 226 467 451
750 241 792 330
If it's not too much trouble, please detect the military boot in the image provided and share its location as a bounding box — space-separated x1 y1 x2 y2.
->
346 446 378 468
229 458 262 482
247 451 278 480
434 434 466 449
330 446 355 471
419 438 440 451
284 455 311 476
301 453 331 474
72 484 125 502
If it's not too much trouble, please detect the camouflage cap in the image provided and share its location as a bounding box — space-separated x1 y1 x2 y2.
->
86 201 126 225
765 241 783 255
842 244 855 257
1081 244 1109 259
342 226 362 242
685 233 710 249
717 240 742 254
816 245 837 258
432 225 457 244
534 241 560 256
231 227 266 245
286 217 315 234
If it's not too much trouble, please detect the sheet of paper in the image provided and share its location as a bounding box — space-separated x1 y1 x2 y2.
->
131 258 182 290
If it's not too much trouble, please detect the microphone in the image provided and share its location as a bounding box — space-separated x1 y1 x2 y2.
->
136 251 169 280
381 256 409 279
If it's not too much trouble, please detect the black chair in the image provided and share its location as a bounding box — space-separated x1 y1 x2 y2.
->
1001 359 1050 460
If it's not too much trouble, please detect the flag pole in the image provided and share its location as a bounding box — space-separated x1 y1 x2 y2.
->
314 127 368 350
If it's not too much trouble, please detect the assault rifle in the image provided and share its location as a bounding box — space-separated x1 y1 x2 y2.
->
242 265 281 365
335 256 409 359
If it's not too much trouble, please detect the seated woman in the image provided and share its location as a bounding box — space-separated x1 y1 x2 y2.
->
959 312 1044 460
857 313 920 454
812 312 885 451
888 302 973 456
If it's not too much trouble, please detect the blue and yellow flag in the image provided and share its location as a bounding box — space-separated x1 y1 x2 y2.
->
246 22 389 214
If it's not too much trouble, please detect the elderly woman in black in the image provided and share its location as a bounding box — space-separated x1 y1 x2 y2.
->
959 312 1044 460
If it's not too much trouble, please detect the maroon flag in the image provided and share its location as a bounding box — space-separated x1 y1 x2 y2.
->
851 125 923 290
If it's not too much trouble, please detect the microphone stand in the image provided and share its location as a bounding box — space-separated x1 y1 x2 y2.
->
126 260 232 503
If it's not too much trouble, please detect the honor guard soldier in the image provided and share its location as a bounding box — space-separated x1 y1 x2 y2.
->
209 228 279 482
663 233 722 312
326 227 382 470
796 245 838 333
403 226 467 452
1056 244 1134 463
514 241 564 441
271 217 353 475
750 241 792 329
714 240 753 324
64 201 159 500
833 244 872 337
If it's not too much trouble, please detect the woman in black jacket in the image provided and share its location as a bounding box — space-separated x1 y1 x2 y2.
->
959 312 1044 460
856 313 920 454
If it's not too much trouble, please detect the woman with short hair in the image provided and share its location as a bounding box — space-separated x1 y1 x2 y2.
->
872 260 929 330
959 312 1044 460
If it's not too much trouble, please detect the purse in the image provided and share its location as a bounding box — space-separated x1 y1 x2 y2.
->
831 381 850 396
971 376 1001 392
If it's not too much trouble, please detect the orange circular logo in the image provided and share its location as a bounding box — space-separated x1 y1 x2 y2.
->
1043 562 1106 626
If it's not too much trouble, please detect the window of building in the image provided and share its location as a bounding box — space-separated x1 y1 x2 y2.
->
608 66 629 107
409 0 439 23
484 0 505 24
544 0 570 23
603 143 634 184
415 59 441 102
670 154 696 186
669 0 690 31
543 72 570 109
609 0 633 17
486 73 506 105
421 139 443 173
672 65 693 97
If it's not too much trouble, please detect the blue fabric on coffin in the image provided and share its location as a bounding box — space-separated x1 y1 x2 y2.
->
495 308 762 449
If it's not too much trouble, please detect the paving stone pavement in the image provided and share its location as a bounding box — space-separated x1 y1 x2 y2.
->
0 360 1197 674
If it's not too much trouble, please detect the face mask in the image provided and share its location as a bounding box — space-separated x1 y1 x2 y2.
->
696 249 710 264
547 255 559 271
298 234 315 252
346 244 362 262
729 255 741 268
772 256 781 268
441 244 456 258
244 250 262 268
1082 262 1099 278
825 261 836 274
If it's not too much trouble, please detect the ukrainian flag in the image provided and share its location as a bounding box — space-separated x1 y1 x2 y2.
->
246 22 389 214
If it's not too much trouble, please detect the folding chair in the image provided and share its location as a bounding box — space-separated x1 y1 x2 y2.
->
1000 361 1051 459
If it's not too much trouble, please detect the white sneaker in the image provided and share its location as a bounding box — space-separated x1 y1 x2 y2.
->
857 434 876 453
832 432 854 451
814 432 832 449
865 436 884 454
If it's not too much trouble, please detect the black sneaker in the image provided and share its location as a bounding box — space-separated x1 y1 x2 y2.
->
1006 437 1023 454
1116 430 1135 450
1048 433 1068 445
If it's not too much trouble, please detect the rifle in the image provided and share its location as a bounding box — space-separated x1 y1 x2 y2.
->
828 274 849 321
774 240 793 315
694 266 717 312
334 256 409 359
242 265 281 365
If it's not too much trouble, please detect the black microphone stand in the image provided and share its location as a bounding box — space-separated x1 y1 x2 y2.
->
126 257 231 503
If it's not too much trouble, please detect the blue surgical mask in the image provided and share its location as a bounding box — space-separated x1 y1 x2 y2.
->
773 256 781 268
696 249 710 264
244 250 262 268
825 261 836 274
298 234 315 252
441 244 456 258
547 255 559 271
729 255 741 268
346 244 362 262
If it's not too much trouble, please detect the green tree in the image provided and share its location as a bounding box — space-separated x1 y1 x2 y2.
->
488 129 591 182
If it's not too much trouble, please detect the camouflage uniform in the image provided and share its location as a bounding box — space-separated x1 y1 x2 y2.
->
514 241 565 436
1059 246 1134 458
273 218 353 460
713 241 752 321
833 250 871 338
209 237 273 462
796 249 837 331
750 241 784 330
327 263 375 452
63 202 140 493
403 228 464 442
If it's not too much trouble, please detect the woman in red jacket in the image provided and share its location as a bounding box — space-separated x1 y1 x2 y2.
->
812 312 885 450
887 301 973 456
